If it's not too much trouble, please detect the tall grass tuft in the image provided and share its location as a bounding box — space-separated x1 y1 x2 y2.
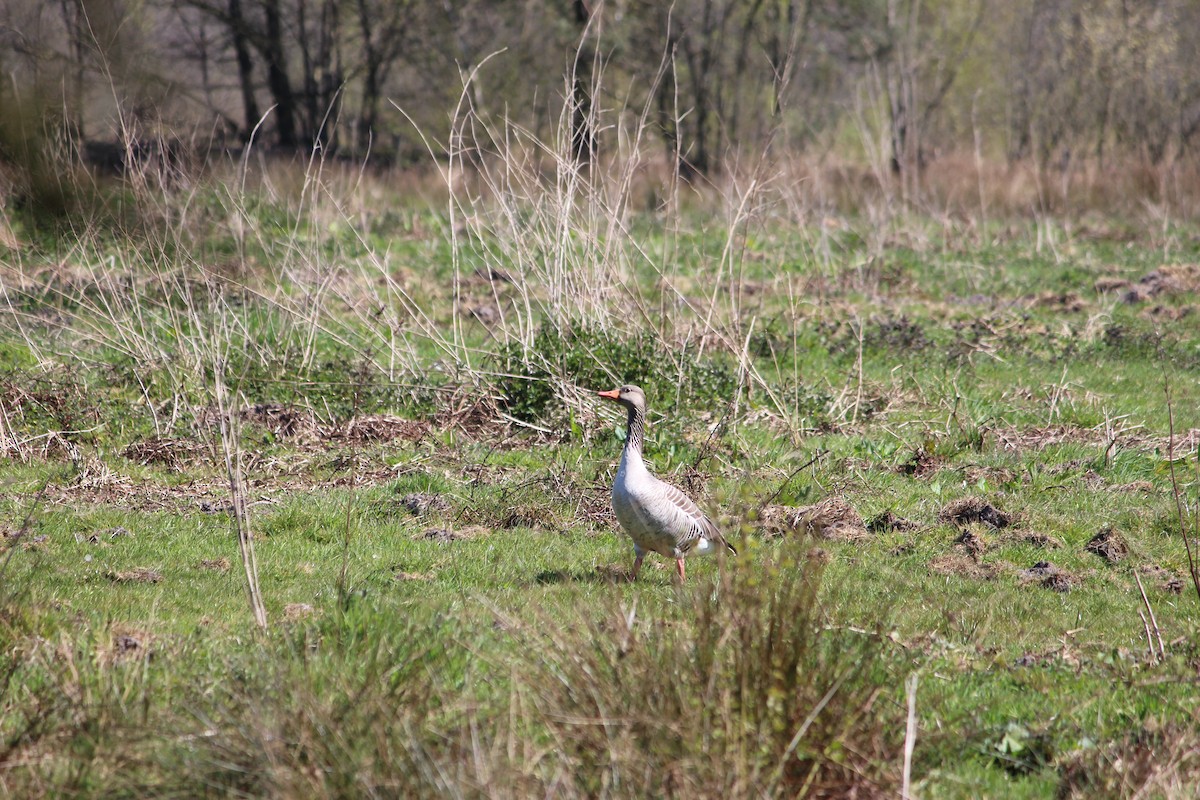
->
516 539 903 797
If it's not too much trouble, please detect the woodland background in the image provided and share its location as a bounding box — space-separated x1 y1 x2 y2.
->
4 0 1200 194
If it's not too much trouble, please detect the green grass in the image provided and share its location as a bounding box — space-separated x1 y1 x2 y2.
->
2 173 1200 797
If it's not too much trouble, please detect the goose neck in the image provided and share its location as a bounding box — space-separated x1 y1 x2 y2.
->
623 404 645 455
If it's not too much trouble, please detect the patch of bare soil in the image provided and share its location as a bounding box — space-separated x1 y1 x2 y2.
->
929 553 999 580
1139 564 1187 594
938 496 1013 529
1027 290 1086 313
768 501 873 544
954 526 990 560
866 510 919 533
1086 527 1129 564
197 558 231 572
1120 263 1200 303
896 448 942 477
106 567 163 584
1057 724 1200 799
1018 561 1079 592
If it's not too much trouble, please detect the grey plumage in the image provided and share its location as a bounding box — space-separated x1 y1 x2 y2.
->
599 384 735 581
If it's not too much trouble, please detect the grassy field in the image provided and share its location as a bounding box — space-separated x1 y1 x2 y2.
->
2 153 1200 798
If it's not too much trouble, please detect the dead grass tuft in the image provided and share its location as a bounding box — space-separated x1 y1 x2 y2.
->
335 415 427 443
519 539 903 796
123 436 207 470
1057 724 1200 799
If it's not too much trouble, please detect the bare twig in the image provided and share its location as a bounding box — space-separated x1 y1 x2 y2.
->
902 672 918 800
214 364 267 630
1164 377 1200 606
762 450 825 508
0 478 55 589
1133 571 1165 661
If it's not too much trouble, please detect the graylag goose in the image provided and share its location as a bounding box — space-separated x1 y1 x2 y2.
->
598 384 736 581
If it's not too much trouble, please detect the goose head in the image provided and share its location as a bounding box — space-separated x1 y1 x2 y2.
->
597 384 647 414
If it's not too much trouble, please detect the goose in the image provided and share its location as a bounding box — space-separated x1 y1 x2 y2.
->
598 384 736 581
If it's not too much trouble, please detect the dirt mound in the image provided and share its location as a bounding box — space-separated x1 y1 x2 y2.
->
787 498 869 542
938 496 1013 528
955 526 989 560
1018 561 1078 592
1121 264 1200 303
1028 290 1086 313
866 510 918 533
1085 527 1128 564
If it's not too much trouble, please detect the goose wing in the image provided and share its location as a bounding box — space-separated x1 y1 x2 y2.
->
654 478 737 555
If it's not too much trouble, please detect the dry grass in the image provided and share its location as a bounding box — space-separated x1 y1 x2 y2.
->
515 540 904 798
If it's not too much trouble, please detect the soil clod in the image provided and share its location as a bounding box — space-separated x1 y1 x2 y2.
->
1086 527 1129 565
866 510 918 533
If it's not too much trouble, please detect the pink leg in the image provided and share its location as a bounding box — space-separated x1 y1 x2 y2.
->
676 558 686 582
631 552 645 581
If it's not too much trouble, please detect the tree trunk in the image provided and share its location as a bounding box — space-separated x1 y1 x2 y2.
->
262 0 298 149
228 0 260 139
570 0 596 164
